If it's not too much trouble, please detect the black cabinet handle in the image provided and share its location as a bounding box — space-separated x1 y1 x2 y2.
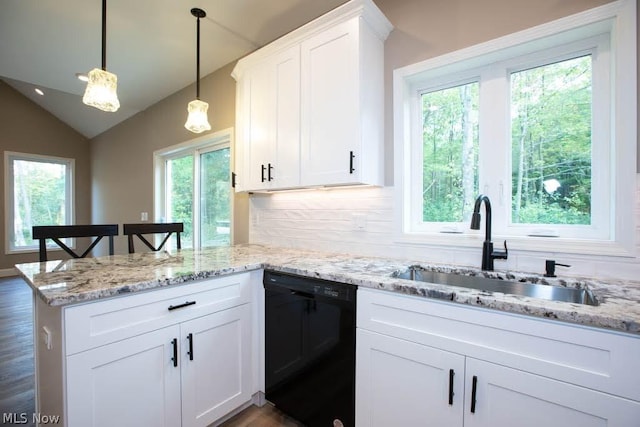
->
171 338 178 367
261 164 266 182
470 375 478 413
291 289 315 300
231 172 236 188
349 151 355 174
448 369 455 405
268 163 274 181
168 300 196 311
187 333 194 361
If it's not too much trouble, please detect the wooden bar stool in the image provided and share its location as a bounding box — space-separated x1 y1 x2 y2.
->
32 224 119 262
123 223 183 253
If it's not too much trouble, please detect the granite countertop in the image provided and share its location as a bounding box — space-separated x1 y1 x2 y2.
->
15 244 640 335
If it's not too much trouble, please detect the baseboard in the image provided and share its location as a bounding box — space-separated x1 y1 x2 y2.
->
252 391 267 407
0 267 18 277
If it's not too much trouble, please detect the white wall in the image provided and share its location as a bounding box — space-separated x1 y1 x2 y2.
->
248 175 640 282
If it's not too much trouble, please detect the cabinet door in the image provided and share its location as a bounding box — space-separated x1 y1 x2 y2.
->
270 46 300 189
464 358 640 427
238 47 300 191
356 329 465 427
300 18 360 187
66 326 182 427
181 304 252 427
241 65 273 191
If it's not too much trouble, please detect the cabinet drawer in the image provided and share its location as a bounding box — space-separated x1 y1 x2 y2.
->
357 288 640 401
65 273 251 355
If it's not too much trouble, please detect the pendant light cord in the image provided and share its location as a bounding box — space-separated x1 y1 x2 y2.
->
101 0 107 71
196 13 201 100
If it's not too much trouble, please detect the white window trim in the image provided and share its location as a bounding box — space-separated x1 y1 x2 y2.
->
153 128 235 248
393 0 636 257
4 151 75 254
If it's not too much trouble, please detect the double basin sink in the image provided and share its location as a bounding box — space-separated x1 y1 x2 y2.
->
391 266 598 306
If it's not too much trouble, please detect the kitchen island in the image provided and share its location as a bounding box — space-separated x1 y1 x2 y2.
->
15 244 640 426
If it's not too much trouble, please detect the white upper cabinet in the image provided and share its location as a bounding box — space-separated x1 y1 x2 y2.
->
235 46 300 191
232 0 392 192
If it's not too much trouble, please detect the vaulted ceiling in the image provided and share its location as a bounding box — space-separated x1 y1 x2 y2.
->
0 0 349 138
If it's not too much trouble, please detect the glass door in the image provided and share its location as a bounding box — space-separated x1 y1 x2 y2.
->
161 139 231 249
166 154 194 248
199 147 230 247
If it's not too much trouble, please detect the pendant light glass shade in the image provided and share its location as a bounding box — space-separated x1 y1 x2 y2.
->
83 68 120 112
185 8 210 133
185 99 211 133
83 0 120 112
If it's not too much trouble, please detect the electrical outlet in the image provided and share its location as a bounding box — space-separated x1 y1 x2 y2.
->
141 212 148 221
352 213 367 231
41 326 52 350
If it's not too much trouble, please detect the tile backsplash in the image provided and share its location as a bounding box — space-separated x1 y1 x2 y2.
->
249 175 640 282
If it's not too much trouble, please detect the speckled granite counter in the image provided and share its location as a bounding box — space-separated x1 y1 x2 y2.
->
15 244 640 335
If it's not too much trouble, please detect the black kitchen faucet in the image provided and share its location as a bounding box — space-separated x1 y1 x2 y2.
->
470 194 508 271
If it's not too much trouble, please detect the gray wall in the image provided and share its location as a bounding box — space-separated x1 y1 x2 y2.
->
0 81 90 270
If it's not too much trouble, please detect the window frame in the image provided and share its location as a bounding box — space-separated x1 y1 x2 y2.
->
153 128 234 249
410 73 482 233
393 0 636 256
500 37 609 240
4 151 75 254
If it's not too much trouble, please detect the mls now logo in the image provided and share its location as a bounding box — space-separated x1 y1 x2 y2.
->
2 413 61 424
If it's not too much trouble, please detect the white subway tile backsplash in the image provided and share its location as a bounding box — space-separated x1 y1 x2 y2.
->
250 178 640 282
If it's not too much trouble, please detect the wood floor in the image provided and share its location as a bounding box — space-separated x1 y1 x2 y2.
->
0 276 35 426
220 404 305 427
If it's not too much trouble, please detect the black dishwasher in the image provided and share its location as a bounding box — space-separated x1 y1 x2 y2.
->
264 270 356 427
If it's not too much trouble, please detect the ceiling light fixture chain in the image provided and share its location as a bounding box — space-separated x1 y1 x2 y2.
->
101 0 107 71
184 7 211 134
195 8 202 99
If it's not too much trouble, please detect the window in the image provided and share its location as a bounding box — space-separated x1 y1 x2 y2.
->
421 81 479 224
510 56 593 227
395 0 636 255
5 152 74 253
155 130 233 249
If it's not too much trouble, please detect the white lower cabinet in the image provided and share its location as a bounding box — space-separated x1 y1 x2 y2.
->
66 326 182 427
465 358 640 427
180 305 252 427
356 329 464 426
66 304 252 427
35 273 256 427
356 288 640 427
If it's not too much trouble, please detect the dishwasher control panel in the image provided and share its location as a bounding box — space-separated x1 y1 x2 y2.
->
264 270 356 302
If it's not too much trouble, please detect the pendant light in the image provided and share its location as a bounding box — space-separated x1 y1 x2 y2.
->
184 7 211 134
82 0 120 112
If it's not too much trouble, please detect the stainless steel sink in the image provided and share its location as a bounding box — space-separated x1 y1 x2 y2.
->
392 267 598 306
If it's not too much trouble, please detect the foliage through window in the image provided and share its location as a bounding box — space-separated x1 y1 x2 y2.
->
167 155 194 245
157 134 231 249
421 82 479 223
5 152 74 252
510 56 592 226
